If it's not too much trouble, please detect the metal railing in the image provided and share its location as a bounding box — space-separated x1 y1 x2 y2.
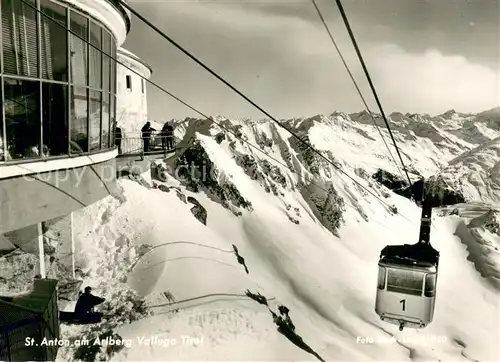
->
115 131 177 157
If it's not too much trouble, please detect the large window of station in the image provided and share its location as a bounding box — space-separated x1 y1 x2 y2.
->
0 0 117 162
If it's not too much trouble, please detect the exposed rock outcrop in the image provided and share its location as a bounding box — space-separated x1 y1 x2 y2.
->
188 196 208 225
300 181 345 235
372 169 466 207
234 151 288 196
174 141 253 213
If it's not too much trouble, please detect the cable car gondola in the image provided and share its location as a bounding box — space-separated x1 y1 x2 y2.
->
375 194 439 331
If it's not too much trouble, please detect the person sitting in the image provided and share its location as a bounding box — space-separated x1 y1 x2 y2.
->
74 286 105 320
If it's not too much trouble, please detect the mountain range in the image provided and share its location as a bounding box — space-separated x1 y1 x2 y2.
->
2 106 500 362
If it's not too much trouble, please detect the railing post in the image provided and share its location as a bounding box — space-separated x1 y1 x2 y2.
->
115 133 175 157
37 222 46 279
70 212 75 279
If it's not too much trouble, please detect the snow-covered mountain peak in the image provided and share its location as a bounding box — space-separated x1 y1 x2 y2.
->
439 109 458 119
173 106 500 207
3 105 500 361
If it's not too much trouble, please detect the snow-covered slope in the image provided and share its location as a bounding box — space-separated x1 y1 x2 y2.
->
2 107 500 362
57 111 500 361
436 136 500 204
105 179 498 362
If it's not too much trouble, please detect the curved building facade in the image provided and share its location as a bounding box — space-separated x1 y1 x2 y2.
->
116 47 152 133
0 0 130 234
0 0 129 164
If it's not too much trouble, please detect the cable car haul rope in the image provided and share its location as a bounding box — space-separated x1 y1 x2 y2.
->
112 0 440 333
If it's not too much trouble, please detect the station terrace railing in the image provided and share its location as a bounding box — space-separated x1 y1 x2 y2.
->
116 131 178 158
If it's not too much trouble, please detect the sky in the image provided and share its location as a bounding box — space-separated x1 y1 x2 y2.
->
122 0 499 121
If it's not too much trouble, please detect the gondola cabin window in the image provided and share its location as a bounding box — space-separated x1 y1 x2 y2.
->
386 268 424 296
377 266 386 289
424 273 437 297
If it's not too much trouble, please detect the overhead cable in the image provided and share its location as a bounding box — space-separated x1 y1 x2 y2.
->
333 0 413 188
115 0 415 215
310 0 406 184
19 0 421 230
